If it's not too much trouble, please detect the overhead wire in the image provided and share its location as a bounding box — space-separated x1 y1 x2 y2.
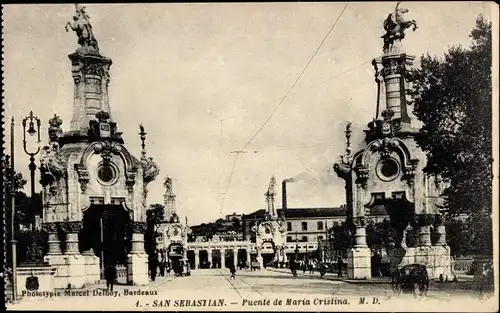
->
218 2 350 217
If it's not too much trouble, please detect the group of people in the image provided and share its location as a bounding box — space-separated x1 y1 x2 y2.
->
289 256 345 279
148 250 191 281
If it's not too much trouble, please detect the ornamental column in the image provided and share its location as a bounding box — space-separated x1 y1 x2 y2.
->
127 221 149 286
194 249 200 269
43 222 62 255
353 217 368 248
417 214 434 246
62 221 82 254
207 249 213 268
221 249 226 268
233 249 238 267
246 250 251 264
347 216 371 280
433 214 446 245
60 221 86 289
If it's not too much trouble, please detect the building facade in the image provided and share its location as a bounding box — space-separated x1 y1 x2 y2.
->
38 5 159 288
333 6 451 280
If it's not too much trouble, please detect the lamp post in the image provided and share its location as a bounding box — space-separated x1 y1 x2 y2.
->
10 118 18 302
21 111 43 264
294 231 299 261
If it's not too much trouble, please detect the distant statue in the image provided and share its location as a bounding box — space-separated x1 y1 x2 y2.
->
381 2 417 53
164 176 173 192
267 175 277 195
65 4 99 51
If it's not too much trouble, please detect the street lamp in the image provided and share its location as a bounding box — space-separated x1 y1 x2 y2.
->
21 110 43 264
10 118 18 302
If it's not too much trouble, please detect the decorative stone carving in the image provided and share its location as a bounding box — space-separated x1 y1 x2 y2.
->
48 114 63 143
417 214 435 227
42 222 58 233
60 221 83 233
434 214 444 227
40 146 67 187
371 137 400 158
75 163 90 192
141 156 160 184
353 216 368 228
355 165 369 188
125 171 136 193
402 158 419 186
131 221 147 234
93 140 122 164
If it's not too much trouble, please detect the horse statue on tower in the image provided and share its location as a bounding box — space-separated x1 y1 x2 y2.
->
381 2 418 54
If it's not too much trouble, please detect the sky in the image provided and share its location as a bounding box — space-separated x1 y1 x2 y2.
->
3 2 494 225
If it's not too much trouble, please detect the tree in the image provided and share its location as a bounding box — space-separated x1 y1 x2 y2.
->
2 155 33 267
445 217 474 257
329 221 353 257
144 204 165 256
409 16 492 255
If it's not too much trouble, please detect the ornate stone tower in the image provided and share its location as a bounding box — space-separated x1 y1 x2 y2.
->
39 4 159 288
252 176 287 267
333 4 451 280
163 176 177 221
156 177 190 263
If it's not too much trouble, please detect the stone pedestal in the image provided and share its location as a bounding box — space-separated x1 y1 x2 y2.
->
221 250 226 268
387 247 416 271
347 217 371 279
413 246 452 280
82 249 100 284
16 265 56 297
45 221 87 289
127 253 148 286
127 226 149 286
347 247 371 280
256 249 263 268
207 250 213 268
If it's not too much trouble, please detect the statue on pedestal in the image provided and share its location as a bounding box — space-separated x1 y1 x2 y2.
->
381 2 418 54
65 4 99 52
164 176 173 193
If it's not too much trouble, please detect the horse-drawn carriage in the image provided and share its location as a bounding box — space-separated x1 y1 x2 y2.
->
391 264 429 297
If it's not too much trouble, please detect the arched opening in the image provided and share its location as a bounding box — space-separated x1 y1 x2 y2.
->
199 250 209 269
187 250 195 270
80 204 132 275
238 249 247 268
212 249 221 268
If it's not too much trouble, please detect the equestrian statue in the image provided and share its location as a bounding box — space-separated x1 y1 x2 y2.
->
65 3 99 52
381 2 418 54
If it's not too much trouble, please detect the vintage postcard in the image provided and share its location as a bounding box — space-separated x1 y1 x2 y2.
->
2 2 499 312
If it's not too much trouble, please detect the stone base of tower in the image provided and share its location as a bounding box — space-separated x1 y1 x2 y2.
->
82 251 101 285
44 254 87 289
347 247 371 280
16 264 57 297
126 253 149 286
387 246 452 280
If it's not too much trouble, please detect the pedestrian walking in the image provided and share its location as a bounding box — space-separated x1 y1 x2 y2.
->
166 262 171 276
159 254 166 277
230 263 236 280
319 263 327 279
149 253 158 282
104 263 117 292
337 256 343 278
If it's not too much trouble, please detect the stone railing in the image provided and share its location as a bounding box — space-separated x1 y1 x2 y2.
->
117 265 127 278
451 257 474 274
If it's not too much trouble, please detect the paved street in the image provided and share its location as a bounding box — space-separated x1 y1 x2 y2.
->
7 268 496 311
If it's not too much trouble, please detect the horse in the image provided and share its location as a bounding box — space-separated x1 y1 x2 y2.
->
391 264 429 297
